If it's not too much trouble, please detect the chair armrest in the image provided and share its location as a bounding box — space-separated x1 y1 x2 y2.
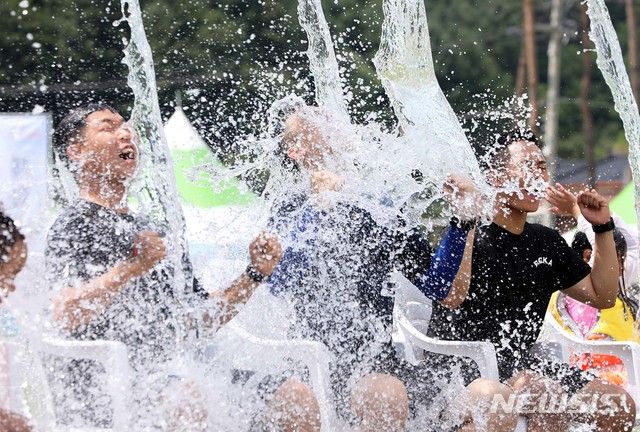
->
543 314 640 407
397 315 500 381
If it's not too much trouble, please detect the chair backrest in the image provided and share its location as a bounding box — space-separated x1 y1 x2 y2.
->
36 337 132 431
543 313 640 412
390 272 432 363
222 320 339 432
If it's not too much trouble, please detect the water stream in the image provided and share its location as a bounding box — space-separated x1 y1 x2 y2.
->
119 0 192 345
585 0 640 230
374 0 487 193
297 0 349 117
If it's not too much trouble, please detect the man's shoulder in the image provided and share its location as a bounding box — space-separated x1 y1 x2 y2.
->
477 222 562 239
46 201 125 254
49 202 87 233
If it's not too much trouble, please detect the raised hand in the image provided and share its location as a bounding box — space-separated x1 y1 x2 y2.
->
249 232 283 277
546 183 579 218
443 174 482 220
576 189 611 226
130 231 167 275
311 170 345 195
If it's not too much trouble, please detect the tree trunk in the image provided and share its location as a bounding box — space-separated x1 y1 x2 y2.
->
514 38 527 129
515 38 527 98
580 2 596 189
544 0 563 184
523 0 539 134
626 0 640 105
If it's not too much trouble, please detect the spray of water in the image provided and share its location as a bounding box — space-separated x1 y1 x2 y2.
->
585 0 640 229
117 0 193 329
5 0 588 429
297 0 348 117
373 0 488 197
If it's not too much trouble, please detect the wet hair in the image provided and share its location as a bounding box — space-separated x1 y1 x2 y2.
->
53 103 119 167
571 228 627 260
612 228 636 318
613 228 627 260
480 128 542 171
571 230 592 256
0 212 24 264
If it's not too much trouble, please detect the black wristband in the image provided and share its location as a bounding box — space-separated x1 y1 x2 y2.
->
246 264 268 283
592 217 615 234
450 216 478 231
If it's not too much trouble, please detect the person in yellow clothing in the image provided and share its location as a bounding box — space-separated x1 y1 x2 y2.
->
547 183 639 387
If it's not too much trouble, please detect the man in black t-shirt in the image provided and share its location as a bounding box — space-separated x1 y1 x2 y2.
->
429 130 635 430
46 104 282 428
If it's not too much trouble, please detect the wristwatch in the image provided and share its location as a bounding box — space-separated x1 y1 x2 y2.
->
592 217 615 234
246 264 268 283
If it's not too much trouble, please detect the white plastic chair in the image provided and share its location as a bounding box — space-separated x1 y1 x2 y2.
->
36 337 133 432
3 335 132 432
391 273 500 380
543 313 640 412
390 274 528 431
224 320 339 432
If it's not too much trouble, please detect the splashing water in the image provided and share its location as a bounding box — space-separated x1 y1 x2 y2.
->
253 0 496 234
120 0 187 253
297 0 348 118
373 0 488 195
118 0 191 320
10 0 606 429
585 0 640 228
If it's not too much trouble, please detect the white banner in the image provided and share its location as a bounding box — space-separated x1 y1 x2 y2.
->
0 113 51 248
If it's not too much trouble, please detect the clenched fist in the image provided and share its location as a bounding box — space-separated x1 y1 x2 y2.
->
576 189 611 226
129 231 167 276
249 232 283 277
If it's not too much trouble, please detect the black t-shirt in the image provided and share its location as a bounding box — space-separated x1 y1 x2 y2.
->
429 222 591 380
46 200 205 369
268 196 433 381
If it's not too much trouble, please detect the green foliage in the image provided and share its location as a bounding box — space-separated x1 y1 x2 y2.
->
0 0 635 166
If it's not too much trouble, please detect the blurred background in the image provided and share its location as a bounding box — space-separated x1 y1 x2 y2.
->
0 0 637 209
